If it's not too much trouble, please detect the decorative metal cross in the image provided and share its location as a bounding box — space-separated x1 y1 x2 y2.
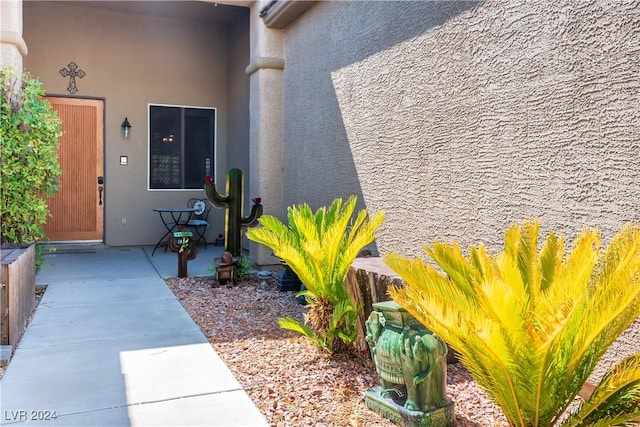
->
59 62 85 94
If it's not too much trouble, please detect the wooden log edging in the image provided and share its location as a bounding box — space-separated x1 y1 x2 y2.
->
346 257 459 364
346 257 403 353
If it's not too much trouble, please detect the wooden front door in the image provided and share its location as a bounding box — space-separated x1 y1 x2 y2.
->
44 97 104 242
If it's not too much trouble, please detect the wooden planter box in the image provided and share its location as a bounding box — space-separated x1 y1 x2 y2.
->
1 245 35 367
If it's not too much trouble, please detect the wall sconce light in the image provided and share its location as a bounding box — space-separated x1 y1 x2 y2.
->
121 117 132 138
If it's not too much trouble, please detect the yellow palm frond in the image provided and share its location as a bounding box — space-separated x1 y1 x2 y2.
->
322 196 357 288
386 251 527 425
505 221 541 299
425 241 481 299
386 220 640 427
336 210 384 282
247 196 384 354
563 353 640 426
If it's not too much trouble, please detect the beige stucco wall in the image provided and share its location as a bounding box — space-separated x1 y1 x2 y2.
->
23 2 250 246
227 15 251 177
281 0 640 256
1 0 26 69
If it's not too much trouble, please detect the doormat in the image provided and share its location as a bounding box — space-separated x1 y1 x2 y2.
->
48 248 97 254
43 244 105 254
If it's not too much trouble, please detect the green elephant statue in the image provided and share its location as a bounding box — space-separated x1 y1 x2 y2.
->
365 302 448 412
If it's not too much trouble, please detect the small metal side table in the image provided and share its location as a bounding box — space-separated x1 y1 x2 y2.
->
151 207 196 256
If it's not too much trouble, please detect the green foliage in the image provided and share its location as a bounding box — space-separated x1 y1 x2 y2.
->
247 196 384 354
236 256 254 278
34 244 56 273
386 220 640 426
1 67 61 245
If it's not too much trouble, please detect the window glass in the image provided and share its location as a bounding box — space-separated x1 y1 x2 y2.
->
149 105 215 190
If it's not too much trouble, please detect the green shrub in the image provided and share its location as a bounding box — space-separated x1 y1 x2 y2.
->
247 196 384 354
236 256 254 278
1 67 61 245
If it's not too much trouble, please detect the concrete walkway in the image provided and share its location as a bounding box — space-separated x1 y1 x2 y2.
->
0 245 268 426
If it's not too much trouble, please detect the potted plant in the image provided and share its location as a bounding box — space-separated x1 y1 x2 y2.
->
247 196 384 354
385 220 640 426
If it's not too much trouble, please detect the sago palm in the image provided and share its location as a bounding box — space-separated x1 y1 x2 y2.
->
246 196 384 354
385 220 640 426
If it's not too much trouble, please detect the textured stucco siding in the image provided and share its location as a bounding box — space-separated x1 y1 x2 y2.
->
283 0 640 256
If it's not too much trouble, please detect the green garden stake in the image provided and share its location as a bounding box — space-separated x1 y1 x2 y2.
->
204 168 262 257
169 230 196 278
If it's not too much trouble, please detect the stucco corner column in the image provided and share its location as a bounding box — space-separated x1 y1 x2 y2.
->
247 1 285 266
1 0 27 70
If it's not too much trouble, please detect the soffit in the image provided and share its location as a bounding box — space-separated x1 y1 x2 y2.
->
45 1 246 25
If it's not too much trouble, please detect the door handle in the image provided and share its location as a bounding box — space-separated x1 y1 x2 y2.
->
97 176 104 206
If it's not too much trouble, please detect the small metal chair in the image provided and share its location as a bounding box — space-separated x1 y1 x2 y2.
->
186 198 211 248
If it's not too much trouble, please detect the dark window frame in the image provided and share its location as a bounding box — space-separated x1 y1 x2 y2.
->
147 103 216 191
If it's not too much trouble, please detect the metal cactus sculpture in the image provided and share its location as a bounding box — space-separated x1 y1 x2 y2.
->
204 168 262 257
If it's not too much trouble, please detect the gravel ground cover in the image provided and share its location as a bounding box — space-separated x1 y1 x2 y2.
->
167 271 639 426
166 272 509 427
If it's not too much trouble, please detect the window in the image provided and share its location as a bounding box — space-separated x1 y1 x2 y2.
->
148 104 216 190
